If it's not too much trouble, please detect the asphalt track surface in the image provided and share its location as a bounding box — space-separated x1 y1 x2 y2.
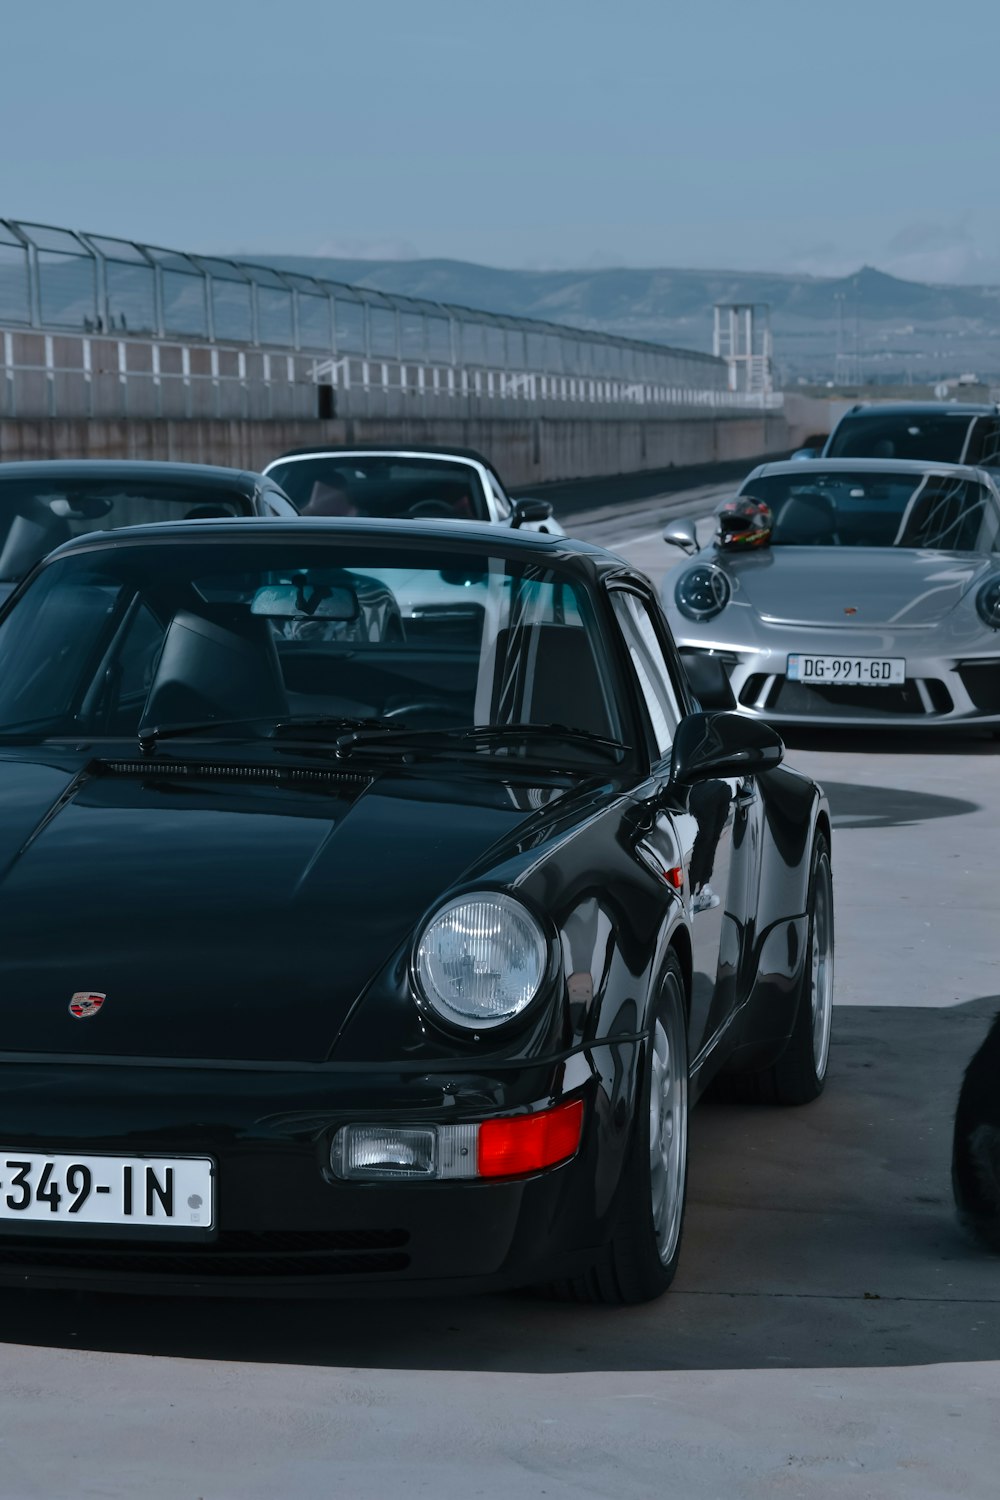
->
0 463 997 1498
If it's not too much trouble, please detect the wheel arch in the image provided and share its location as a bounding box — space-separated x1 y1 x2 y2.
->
756 767 830 932
815 806 832 859
665 923 693 1026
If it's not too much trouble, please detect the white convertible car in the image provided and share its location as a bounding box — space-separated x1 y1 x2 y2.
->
263 445 562 535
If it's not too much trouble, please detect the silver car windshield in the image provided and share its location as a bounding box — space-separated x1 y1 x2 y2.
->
0 540 623 760
744 472 1000 551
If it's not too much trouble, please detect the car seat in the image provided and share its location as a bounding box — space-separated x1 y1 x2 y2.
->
140 603 289 730
490 624 614 739
0 507 72 582
775 492 839 545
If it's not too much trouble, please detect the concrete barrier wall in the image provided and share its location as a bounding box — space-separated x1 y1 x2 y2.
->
0 412 791 487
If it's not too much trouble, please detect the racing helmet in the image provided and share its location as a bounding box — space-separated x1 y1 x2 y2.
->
715 495 773 550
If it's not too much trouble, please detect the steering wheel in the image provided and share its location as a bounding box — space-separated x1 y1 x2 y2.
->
407 500 454 519
382 699 467 724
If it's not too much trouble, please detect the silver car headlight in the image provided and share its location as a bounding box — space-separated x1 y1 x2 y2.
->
413 892 548 1031
675 564 732 622
976 577 1000 630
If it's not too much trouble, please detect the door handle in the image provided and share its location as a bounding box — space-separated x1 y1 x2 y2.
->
734 783 757 810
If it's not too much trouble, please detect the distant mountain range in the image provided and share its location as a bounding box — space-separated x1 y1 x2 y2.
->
251 255 1000 382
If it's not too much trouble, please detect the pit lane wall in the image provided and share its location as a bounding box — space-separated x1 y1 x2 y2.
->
0 411 792 487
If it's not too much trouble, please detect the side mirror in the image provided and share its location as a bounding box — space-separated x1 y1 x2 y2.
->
662 517 700 555
680 651 736 712
790 447 819 461
670 710 783 786
511 496 553 528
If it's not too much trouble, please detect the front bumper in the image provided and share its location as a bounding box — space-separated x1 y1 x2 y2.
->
0 1045 636 1296
672 618 1000 729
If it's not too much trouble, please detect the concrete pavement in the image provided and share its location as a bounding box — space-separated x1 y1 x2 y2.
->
0 1350 996 1499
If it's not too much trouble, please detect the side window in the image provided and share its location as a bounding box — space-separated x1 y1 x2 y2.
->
610 590 683 757
488 473 512 520
967 417 1000 468
116 601 167 706
262 488 297 517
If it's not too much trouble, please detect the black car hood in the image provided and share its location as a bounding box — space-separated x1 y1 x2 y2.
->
0 752 579 1063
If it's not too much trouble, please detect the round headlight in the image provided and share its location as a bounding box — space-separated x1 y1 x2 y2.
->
976 577 1000 630
675 565 732 622
414 892 548 1031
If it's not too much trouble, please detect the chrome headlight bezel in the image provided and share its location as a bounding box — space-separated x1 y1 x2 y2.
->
674 564 732 623
976 576 1000 631
411 889 553 1035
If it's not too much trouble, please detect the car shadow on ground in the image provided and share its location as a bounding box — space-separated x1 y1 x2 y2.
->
781 725 998 758
0 999 997 1374
820 779 980 829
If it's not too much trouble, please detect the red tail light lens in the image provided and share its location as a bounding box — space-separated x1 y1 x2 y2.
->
477 1099 584 1178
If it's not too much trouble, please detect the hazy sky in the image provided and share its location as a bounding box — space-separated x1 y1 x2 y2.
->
3 0 999 282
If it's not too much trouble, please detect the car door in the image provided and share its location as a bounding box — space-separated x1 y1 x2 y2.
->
609 585 741 1063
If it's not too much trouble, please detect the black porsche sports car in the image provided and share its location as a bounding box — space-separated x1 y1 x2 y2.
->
0 518 833 1303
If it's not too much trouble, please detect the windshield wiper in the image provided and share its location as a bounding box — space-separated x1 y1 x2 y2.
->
137 717 278 754
137 715 396 755
332 722 629 763
272 716 393 737
137 716 628 766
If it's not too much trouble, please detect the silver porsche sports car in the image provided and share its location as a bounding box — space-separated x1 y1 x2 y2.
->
661 458 1000 731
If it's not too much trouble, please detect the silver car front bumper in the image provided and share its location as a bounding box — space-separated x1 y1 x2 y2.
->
669 613 1000 730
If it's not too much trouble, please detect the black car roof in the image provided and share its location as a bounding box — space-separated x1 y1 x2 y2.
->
43 515 626 578
0 460 268 489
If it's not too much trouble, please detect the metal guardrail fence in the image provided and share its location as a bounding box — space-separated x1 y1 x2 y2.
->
0 219 783 422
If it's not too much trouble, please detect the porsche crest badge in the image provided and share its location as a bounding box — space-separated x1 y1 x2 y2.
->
69 991 106 1019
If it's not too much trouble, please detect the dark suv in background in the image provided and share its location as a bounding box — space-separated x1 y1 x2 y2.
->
796 402 1000 466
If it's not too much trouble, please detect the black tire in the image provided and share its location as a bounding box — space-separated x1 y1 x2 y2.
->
953 1126 1000 1250
951 1015 1000 1250
733 831 834 1106
553 953 689 1304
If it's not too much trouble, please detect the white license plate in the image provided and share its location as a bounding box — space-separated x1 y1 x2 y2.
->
0 1151 214 1229
787 654 905 687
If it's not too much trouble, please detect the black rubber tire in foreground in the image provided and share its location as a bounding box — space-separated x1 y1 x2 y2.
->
732 832 834 1107
549 953 689 1305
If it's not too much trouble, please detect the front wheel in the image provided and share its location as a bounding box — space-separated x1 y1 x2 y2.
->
734 831 834 1106
554 953 689 1304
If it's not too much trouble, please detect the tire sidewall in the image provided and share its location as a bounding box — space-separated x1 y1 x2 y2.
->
804 832 834 1089
624 955 690 1291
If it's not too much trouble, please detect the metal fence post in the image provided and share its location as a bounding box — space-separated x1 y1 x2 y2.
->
45 335 55 417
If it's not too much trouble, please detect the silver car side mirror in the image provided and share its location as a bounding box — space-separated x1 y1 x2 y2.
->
662 518 700 555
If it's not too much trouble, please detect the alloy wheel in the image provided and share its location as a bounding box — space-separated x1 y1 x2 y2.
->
810 853 834 1078
648 993 688 1266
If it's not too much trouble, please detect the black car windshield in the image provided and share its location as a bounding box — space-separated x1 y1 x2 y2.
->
825 411 1000 466
0 539 624 762
0 478 248 585
267 456 490 522
742 471 1000 551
